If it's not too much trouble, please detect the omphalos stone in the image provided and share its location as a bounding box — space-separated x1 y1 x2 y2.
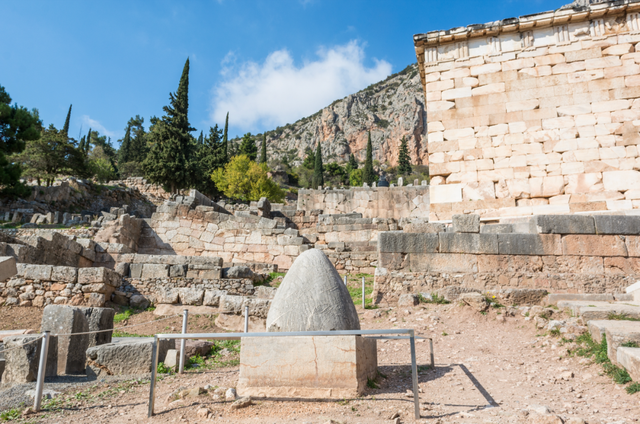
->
266 249 360 332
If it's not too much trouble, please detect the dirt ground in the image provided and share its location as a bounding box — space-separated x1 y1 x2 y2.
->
4 301 639 424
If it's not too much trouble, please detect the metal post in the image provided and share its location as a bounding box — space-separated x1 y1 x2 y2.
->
409 330 420 419
33 331 50 412
148 335 159 417
343 275 347 286
362 276 365 309
244 306 249 333
430 338 435 369
178 309 188 374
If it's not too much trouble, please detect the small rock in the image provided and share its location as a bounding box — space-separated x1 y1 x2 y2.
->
459 292 489 312
230 396 253 410
527 413 564 424
397 294 418 307
196 407 210 418
388 412 400 420
25 389 60 400
528 405 551 415
225 387 237 401
561 371 574 380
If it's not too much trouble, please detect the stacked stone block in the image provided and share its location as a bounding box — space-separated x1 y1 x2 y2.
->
414 1 640 219
374 213 640 304
0 265 120 307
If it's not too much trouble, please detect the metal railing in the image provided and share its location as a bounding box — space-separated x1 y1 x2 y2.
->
147 329 433 420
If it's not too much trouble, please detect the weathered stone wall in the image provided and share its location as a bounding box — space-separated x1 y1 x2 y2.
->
414 0 640 220
0 230 96 268
0 265 120 308
297 186 430 219
137 203 309 270
373 214 640 303
108 177 170 203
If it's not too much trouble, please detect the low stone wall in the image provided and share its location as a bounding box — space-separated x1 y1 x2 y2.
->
0 230 96 267
0 265 120 307
297 186 430 219
136 203 310 270
108 177 171 203
373 214 640 303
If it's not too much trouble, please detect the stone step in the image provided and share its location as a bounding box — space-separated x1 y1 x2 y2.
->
587 320 637 344
617 347 640 381
557 301 640 320
547 293 632 305
605 321 640 366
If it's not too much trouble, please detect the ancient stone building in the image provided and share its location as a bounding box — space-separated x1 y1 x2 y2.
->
414 0 640 220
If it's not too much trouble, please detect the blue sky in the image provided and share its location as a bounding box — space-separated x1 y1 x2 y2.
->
0 0 567 145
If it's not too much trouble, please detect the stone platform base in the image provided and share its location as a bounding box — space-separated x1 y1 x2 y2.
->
237 335 377 399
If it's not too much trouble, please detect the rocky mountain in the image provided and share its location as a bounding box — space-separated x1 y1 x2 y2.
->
245 63 428 167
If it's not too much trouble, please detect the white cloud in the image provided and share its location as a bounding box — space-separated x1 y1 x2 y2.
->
211 40 392 132
81 115 118 139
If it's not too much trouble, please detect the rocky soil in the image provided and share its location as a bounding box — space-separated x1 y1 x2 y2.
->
2 301 638 423
244 63 427 168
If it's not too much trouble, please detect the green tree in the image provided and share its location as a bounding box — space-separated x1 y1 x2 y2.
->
62 104 72 136
362 131 376 185
118 124 132 164
195 124 227 197
238 133 257 161
16 125 90 186
0 85 40 196
312 142 324 188
347 153 358 172
198 131 203 145
325 162 347 186
88 130 118 178
222 112 229 160
349 168 363 187
259 133 267 164
397 136 412 175
142 58 195 193
212 155 284 202
302 147 315 169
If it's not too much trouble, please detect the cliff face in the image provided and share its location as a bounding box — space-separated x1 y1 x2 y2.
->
260 63 427 167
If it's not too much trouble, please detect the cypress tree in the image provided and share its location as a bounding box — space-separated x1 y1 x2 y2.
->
223 112 229 160
259 133 267 164
142 58 195 193
62 104 72 136
397 136 412 175
312 142 324 189
118 124 132 164
362 131 376 185
198 130 204 145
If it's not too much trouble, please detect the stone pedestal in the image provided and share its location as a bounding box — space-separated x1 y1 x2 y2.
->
238 335 377 398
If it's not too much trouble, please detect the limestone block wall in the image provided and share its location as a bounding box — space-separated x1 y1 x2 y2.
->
297 186 430 220
373 214 640 304
414 0 640 220
137 203 310 270
0 230 96 267
108 177 171 203
0 265 120 308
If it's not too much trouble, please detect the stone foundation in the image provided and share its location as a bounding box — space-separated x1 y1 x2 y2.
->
237 335 377 399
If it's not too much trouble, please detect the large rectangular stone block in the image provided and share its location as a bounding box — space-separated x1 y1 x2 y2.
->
480 224 514 234
562 235 628 256
238 335 377 398
594 215 640 235
452 214 480 233
78 267 121 287
40 305 89 374
497 234 562 255
80 307 115 348
0 256 16 282
439 233 498 254
606 322 640 366
378 232 439 253
409 253 478 273
141 264 169 279
530 215 595 234
617 347 640 382
86 337 171 376
2 335 57 384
